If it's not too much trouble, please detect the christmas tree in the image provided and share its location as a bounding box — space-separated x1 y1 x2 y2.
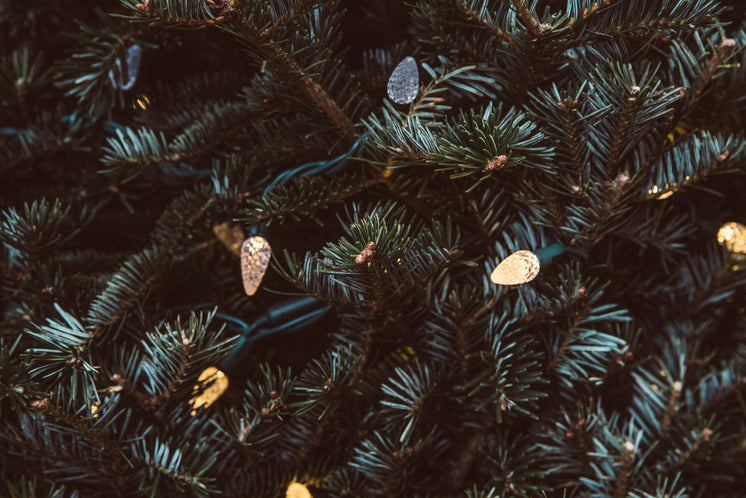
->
2 0 746 496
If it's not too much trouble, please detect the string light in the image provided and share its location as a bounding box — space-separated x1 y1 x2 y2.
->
647 183 677 199
387 56 419 104
490 250 540 285
190 366 229 415
213 222 245 256
132 94 151 110
109 43 142 91
240 135 364 295
286 481 312 498
717 222 746 254
240 235 272 296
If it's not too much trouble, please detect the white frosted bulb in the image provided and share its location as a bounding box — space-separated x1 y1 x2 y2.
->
240 236 271 296
717 222 746 254
490 250 540 285
387 56 419 104
109 44 142 91
122 44 142 91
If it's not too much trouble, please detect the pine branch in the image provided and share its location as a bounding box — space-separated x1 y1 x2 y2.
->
258 0 321 39
3 415 126 496
511 0 545 38
86 192 215 334
433 102 554 192
53 24 143 115
239 171 374 227
222 9 357 141
129 435 220 497
456 1 517 45
0 47 55 122
25 304 100 401
0 198 90 268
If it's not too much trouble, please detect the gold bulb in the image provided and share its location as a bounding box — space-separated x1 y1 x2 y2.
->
240 236 271 296
212 222 245 256
717 222 746 254
132 94 151 110
490 250 540 285
656 191 674 200
190 367 229 415
286 482 312 498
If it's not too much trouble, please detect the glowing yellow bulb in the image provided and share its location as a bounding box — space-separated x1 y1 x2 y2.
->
132 94 151 110
286 482 312 498
190 367 229 415
90 401 100 418
240 236 271 296
490 250 540 285
212 222 245 256
656 191 674 200
717 222 746 254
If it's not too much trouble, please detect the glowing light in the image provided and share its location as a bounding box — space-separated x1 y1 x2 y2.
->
286 482 312 498
190 367 229 415
717 222 746 254
240 236 271 296
656 191 673 200
490 250 540 285
132 94 151 110
212 222 245 256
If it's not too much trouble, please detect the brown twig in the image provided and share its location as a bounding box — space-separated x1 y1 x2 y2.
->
223 12 357 142
511 0 549 38
614 441 635 498
259 0 318 39
133 1 356 142
690 38 736 100
457 1 516 45
112 373 160 410
660 380 682 434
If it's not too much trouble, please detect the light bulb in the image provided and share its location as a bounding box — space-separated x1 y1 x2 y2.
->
109 44 142 91
490 250 540 285
286 482 312 498
213 222 245 256
190 367 229 415
132 94 151 110
240 236 271 296
717 222 746 254
387 56 419 104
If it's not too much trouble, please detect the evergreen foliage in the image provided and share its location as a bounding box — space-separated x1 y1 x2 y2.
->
2 0 746 496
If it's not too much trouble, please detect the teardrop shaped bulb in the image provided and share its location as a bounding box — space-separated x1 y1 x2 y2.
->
387 56 419 104
240 236 271 296
491 250 540 285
